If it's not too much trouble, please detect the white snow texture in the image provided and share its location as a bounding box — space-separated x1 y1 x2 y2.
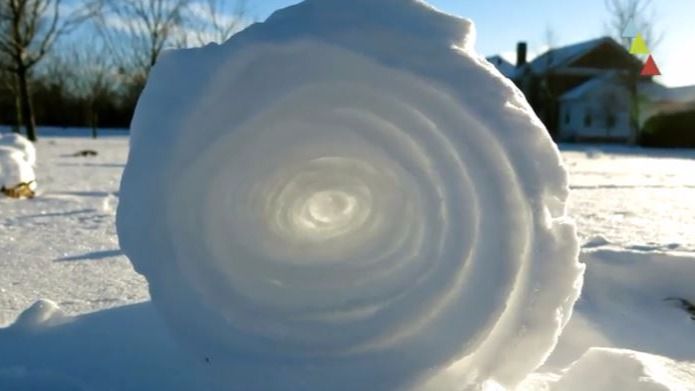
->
0 133 36 190
117 0 584 389
550 348 695 391
0 132 36 166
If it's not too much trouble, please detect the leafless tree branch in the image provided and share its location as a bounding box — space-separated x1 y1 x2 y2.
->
605 0 663 49
0 0 98 140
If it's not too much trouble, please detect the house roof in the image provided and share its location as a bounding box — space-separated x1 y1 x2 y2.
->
559 74 695 102
487 36 629 80
559 73 619 101
639 82 695 103
528 37 621 74
485 55 517 79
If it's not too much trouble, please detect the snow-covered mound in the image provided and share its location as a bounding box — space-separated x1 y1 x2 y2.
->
0 133 36 166
0 146 36 192
117 0 584 389
10 299 66 330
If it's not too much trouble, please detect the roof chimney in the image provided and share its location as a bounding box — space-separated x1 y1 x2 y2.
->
516 42 527 68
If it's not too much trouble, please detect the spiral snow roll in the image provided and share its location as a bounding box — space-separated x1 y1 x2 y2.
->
117 0 584 389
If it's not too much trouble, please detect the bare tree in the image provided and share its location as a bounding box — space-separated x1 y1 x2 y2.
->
191 0 249 45
41 48 73 90
605 0 663 143
59 40 114 138
98 0 190 83
0 66 21 132
605 0 662 49
0 0 96 141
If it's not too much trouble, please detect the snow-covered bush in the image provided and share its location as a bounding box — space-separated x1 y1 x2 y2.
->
117 0 584 389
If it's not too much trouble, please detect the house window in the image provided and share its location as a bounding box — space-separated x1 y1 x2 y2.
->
606 114 616 129
584 112 592 128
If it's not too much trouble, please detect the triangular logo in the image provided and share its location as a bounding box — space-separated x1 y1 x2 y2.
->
622 19 637 38
641 55 661 76
629 33 650 54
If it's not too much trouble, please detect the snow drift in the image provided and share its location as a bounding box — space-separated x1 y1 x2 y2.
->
117 0 584 389
550 348 695 391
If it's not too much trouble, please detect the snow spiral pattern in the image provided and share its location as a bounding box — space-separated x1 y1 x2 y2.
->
117 1 584 389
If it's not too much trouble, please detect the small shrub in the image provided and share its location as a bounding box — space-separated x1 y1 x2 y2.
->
641 109 695 148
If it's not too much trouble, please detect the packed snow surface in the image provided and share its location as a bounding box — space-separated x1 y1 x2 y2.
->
0 129 144 327
117 0 582 389
549 348 695 391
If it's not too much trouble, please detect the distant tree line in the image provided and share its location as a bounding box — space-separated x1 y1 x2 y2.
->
0 66 135 129
1 0 250 140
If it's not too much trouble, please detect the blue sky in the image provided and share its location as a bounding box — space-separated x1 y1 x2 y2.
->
249 0 695 87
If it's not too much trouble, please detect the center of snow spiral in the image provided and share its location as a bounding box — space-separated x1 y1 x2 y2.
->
305 190 356 226
263 156 385 245
291 186 370 240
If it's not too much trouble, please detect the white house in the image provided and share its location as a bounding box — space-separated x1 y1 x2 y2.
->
558 74 633 142
488 37 695 144
487 37 644 143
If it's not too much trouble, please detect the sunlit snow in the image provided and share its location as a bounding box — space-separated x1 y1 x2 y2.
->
1 0 694 388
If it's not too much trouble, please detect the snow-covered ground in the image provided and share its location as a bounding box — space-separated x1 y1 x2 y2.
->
564 144 695 253
1 129 694 390
0 129 147 327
